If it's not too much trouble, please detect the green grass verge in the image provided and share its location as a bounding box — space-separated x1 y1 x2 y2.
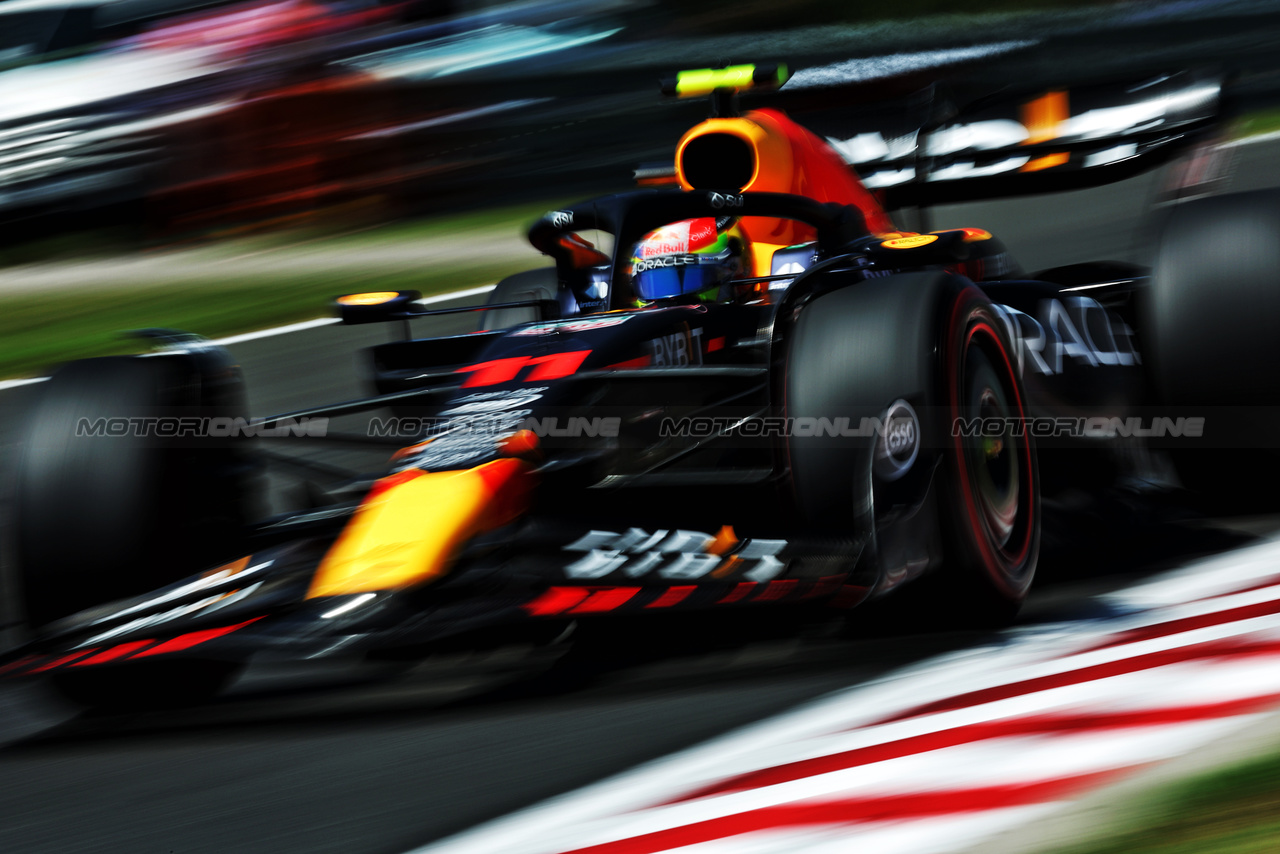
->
0 196 572 271
1233 108 1280 141
298 199 575 249
1053 746 1280 854
0 195 581 379
0 260 535 380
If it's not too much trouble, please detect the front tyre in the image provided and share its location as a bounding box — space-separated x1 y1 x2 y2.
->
785 273 1039 627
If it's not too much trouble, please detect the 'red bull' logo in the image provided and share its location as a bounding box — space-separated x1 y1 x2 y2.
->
636 218 719 257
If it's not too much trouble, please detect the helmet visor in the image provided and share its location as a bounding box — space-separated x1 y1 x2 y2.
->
632 263 724 301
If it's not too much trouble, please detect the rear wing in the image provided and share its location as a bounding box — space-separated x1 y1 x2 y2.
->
783 69 1222 207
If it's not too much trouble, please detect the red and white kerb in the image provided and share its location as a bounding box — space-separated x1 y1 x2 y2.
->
413 538 1280 854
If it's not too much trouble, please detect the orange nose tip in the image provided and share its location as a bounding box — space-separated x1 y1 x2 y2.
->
499 429 542 461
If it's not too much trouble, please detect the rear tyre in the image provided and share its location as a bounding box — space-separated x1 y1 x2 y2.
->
1142 189 1280 509
14 352 259 707
480 268 558 331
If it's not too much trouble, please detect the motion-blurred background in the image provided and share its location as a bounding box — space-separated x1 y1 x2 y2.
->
0 0 1272 248
6 0 1280 380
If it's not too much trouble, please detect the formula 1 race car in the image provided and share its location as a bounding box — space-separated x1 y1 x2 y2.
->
5 64 1279 708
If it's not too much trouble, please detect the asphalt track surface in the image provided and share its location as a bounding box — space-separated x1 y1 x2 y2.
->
4 139 1280 854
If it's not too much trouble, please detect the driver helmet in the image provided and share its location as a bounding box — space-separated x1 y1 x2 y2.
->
630 216 749 303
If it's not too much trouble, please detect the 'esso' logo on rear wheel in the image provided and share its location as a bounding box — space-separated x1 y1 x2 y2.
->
874 399 920 482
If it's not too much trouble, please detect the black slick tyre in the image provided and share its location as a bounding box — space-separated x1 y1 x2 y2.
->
1142 189 1280 509
938 291 1040 624
785 272 1038 627
13 353 259 707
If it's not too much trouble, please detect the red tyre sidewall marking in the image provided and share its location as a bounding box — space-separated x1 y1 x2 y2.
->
946 292 1036 594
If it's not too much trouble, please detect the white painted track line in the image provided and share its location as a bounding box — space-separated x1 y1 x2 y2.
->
0 377 47 392
1222 128 1280 148
209 317 342 347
